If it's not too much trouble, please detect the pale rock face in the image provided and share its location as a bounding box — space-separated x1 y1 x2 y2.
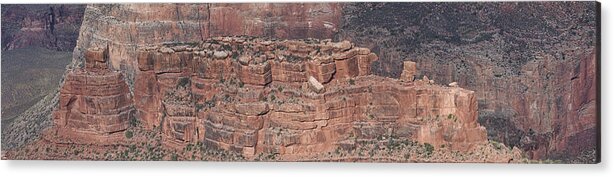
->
400 61 417 82
308 76 325 93
448 82 458 87
213 51 228 59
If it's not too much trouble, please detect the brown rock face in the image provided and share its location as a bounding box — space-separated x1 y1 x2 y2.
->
53 47 135 143
125 37 488 158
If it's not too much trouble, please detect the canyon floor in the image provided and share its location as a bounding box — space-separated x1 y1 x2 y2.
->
1 47 71 128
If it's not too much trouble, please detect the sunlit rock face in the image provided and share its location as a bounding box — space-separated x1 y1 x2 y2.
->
53 47 135 144
122 37 486 158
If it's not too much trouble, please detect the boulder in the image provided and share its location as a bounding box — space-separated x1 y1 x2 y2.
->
448 82 458 87
308 76 325 93
213 51 228 59
400 61 417 82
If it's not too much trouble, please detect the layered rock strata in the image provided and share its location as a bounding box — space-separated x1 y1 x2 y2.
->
337 2 598 160
73 3 341 77
122 37 487 158
53 47 135 144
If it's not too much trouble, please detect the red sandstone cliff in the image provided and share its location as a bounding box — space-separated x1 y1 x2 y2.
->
2 3 597 163
53 47 135 144
72 4 341 74
338 2 599 161
37 36 518 161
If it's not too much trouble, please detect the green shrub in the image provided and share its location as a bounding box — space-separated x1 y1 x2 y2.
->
129 116 139 127
125 130 134 139
177 77 190 88
270 94 276 101
424 143 434 156
348 79 355 85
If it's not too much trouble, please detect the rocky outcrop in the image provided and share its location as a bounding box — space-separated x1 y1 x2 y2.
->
1 4 85 51
337 2 599 161
72 3 342 80
2 3 343 152
4 3 596 163
53 47 135 144
400 61 417 82
125 37 490 158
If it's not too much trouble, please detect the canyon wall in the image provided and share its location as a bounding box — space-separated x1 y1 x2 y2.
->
71 3 342 85
1 3 342 150
337 2 598 160
55 36 490 158
2 3 598 162
1 4 85 51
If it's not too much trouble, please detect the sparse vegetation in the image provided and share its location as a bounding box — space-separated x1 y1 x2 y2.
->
368 114 375 120
125 130 133 139
129 115 140 127
424 143 434 156
176 77 190 88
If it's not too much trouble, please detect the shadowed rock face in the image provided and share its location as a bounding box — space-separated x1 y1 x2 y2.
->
1 4 85 51
337 2 598 161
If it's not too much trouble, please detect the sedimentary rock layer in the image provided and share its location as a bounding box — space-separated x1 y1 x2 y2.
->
337 2 599 160
56 36 489 158
53 47 134 144
73 4 341 74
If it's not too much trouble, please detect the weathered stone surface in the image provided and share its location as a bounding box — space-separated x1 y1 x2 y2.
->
113 37 491 157
339 2 598 161
400 61 417 82
235 102 270 116
71 3 342 71
45 37 500 160
308 76 325 93
448 82 458 87
2 3 598 163
53 47 134 143
213 51 228 59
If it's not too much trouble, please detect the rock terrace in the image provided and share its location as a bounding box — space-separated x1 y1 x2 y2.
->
49 36 511 160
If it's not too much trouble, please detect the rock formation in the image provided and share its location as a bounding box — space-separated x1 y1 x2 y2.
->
73 3 341 76
338 2 599 161
400 61 417 82
2 3 597 163
53 47 135 144
51 36 492 159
